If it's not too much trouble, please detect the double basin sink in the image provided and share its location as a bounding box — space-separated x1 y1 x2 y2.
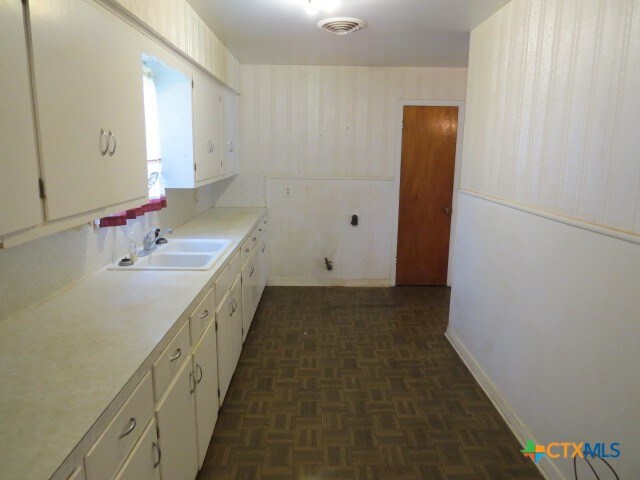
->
109 239 233 271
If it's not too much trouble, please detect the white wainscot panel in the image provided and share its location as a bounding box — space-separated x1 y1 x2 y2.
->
266 178 395 286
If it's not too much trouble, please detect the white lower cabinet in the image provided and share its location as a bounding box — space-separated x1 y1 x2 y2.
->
257 234 269 300
75 216 269 480
84 373 154 480
155 359 198 480
114 419 160 480
216 273 242 405
67 467 87 480
242 249 258 342
192 319 219 468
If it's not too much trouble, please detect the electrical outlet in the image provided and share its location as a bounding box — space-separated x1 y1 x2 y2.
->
284 186 292 197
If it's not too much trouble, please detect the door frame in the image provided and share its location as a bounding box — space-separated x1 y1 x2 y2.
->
390 100 466 287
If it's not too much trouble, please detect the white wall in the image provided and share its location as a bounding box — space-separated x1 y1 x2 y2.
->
241 65 467 178
267 178 395 285
449 194 640 480
113 0 240 90
449 1 640 478
462 0 640 233
0 185 219 322
240 65 467 284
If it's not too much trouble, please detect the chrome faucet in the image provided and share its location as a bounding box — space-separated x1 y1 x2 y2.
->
156 228 173 245
139 227 173 257
142 228 160 251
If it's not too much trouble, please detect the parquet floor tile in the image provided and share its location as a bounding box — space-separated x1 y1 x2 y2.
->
197 287 542 480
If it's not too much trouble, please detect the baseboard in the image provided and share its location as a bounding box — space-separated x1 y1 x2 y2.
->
267 278 393 287
445 330 563 480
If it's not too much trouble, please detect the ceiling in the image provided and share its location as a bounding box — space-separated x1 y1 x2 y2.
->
185 0 511 67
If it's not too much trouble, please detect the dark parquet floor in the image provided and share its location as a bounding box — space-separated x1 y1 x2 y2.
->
197 287 543 480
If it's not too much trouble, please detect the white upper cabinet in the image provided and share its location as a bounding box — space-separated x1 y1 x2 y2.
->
221 88 240 177
193 70 223 183
151 54 237 189
30 0 147 221
0 0 42 238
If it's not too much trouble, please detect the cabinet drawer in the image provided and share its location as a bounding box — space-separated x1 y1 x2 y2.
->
114 419 160 480
152 321 190 400
241 226 261 265
85 373 154 480
214 251 240 306
189 288 214 345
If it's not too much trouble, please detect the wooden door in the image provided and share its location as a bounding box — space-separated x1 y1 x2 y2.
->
396 106 458 285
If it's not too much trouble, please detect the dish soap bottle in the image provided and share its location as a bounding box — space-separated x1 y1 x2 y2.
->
128 233 138 262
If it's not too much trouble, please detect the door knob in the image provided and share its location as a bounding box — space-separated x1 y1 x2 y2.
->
443 207 452 214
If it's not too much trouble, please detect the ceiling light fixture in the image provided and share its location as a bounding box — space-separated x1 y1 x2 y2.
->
303 0 340 16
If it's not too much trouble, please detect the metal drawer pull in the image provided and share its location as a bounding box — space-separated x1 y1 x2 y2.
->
229 299 234 316
169 348 182 362
118 417 137 439
200 310 209 319
99 129 109 156
189 371 197 393
249 264 254 277
196 363 203 384
153 442 162 469
233 298 238 311
108 131 117 156
245 248 250 253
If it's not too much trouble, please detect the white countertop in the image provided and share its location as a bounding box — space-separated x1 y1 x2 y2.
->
0 207 266 480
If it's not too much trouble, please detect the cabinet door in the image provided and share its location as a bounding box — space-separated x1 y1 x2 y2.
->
257 234 268 299
102 16 147 207
30 0 146 220
215 289 234 405
229 275 243 366
192 319 219 469
0 0 42 238
114 419 160 480
66 467 87 480
193 71 222 182
241 249 258 342
221 88 239 176
30 0 109 220
155 360 198 480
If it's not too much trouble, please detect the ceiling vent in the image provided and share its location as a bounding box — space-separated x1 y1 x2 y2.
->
317 17 365 36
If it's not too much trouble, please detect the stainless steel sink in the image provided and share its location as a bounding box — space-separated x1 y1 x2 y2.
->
108 238 233 271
